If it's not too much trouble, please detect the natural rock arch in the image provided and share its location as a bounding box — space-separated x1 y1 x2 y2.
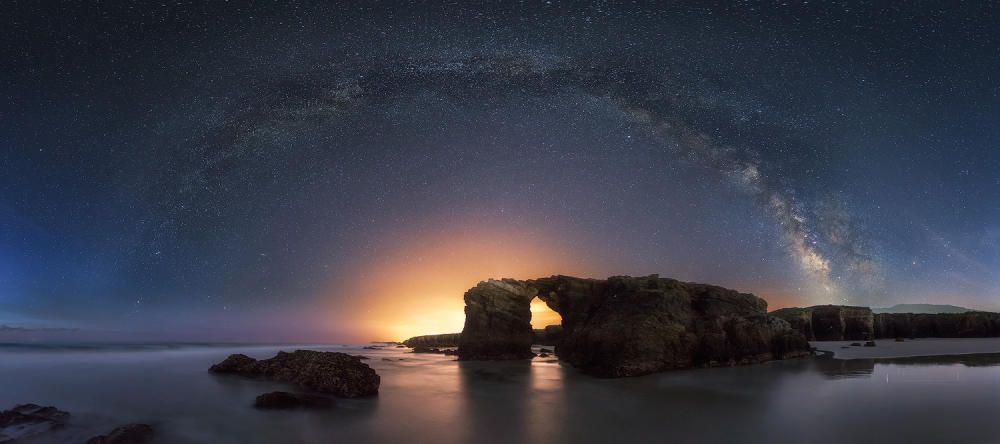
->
457 275 810 377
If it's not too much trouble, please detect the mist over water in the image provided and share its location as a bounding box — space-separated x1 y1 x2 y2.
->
3 344 1000 444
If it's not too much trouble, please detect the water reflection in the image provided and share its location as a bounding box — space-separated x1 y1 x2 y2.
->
6 345 1000 443
813 352 1000 379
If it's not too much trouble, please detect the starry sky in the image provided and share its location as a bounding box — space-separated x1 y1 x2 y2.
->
2 2 999 342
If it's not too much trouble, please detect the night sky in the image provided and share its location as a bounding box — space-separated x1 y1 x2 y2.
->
2 2 998 342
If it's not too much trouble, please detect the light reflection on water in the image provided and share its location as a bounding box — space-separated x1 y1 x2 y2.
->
2 344 1000 443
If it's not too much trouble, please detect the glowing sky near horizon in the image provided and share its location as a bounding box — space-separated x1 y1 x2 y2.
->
2 2 999 341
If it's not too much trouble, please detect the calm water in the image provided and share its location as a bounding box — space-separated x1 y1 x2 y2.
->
2 343 1000 444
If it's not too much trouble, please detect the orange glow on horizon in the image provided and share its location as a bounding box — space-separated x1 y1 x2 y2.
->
323 219 601 341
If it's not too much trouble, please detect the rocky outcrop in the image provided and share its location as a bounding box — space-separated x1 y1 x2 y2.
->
531 275 809 377
771 305 874 341
533 325 563 346
874 312 1000 338
403 333 461 348
773 306 1000 340
253 392 334 409
209 350 380 398
456 274 810 376
0 404 69 443
457 279 538 360
86 424 153 444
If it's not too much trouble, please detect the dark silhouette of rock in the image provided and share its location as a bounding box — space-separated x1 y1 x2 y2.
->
772 305 873 340
457 274 810 377
411 346 457 355
895 337 904 342
533 325 563 346
0 404 69 442
874 312 1000 338
402 333 462 348
774 306 1000 340
457 279 538 360
850 342 862 346
864 341 876 347
209 350 379 397
253 391 334 409
85 424 153 444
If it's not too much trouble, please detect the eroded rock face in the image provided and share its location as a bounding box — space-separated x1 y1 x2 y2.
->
874 312 1000 338
457 279 538 360
530 275 809 377
209 350 380 397
771 305 874 341
457 274 810 376
85 424 153 444
402 333 461 348
772 306 1000 340
0 404 69 443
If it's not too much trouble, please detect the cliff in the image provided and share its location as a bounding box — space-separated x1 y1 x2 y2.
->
457 275 810 377
772 305 1000 340
402 333 462 348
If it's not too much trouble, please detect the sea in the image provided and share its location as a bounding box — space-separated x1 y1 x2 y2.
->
3 342 1000 443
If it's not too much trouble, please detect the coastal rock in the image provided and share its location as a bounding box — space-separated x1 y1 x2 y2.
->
0 404 69 443
253 392 334 409
874 312 1000 338
457 279 538 360
457 274 810 377
771 305 874 341
209 350 380 397
402 333 462 348
208 353 258 373
85 424 153 444
774 306 1000 340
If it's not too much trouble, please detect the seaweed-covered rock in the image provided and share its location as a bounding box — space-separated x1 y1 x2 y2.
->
209 350 380 397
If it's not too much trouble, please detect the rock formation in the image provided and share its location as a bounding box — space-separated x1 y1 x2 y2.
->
209 350 380 398
85 424 153 444
874 312 1000 338
771 305 874 340
403 333 461 348
456 274 811 377
457 279 538 360
0 404 69 443
773 305 1000 340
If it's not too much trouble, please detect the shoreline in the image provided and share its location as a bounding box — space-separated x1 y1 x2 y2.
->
812 337 1000 360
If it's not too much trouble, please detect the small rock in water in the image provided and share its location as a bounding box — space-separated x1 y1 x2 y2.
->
0 403 70 442
849 343 862 347
895 337 904 342
864 341 877 347
840 346 849 349
86 424 153 444
209 350 380 397
254 391 334 410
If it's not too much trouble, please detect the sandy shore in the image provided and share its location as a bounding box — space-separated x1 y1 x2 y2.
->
812 337 1000 359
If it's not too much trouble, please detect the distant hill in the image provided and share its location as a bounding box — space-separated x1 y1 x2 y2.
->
872 304 973 314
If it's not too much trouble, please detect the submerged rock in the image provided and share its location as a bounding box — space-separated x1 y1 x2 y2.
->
85 424 153 444
254 391 334 409
209 350 380 397
0 404 69 442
